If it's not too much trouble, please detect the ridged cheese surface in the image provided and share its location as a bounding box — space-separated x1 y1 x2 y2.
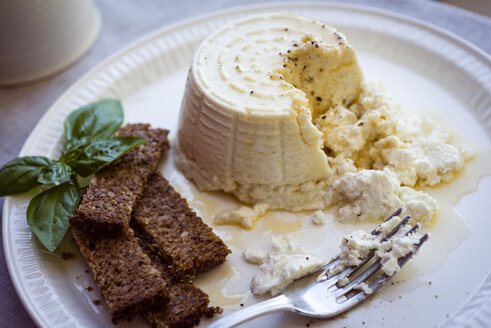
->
177 13 363 208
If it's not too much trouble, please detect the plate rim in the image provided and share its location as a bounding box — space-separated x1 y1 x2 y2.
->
3 1 491 327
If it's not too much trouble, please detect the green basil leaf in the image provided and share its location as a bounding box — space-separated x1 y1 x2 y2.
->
62 137 92 157
26 182 81 252
67 136 146 177
64 99 123 146
0 156 54 196
38 161 73 184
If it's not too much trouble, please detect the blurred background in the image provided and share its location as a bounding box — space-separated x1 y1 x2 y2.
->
440 0 490 16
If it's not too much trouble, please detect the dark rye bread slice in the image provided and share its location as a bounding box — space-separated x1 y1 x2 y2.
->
70 123 169 237
71 226 167 324
138 243 221 328
144 281 215 328
131 173 231 279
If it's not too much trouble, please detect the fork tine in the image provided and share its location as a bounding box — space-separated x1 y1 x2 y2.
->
382 215 412 241
320 210 412 284
335 260 382 297
326 249 376 286
403 222 420 237
316 258 341 282
397 232 429 267
335 219 422 297
334 214 412 282
364 233 429 295
370 208 403 235
336 232 429 310
322 249 378 285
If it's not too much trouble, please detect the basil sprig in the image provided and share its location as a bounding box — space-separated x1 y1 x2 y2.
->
0 156 54 196
62 136 146 177
0 99 146 252
63 99 124 149
38 161 73 184
27 182 81 252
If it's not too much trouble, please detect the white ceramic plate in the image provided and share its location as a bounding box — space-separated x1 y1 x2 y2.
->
3 2 491 328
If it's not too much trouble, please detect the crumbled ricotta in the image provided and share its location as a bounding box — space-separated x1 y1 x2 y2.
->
338 275 350 287
315 82 474 189
243 236 325 296
242 248 265 265
332 169 437 226
312 210 326 225
353 282 373 295
369 115 475 187
328 215 425 280
214 203 270 229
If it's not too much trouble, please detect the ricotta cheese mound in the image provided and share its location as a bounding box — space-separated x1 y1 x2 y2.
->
243 236 325 296
328 214 425 284
176 13 363 210
176 13 473 218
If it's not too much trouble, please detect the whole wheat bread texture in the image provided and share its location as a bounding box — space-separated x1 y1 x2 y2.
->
70 123 169 237
131 173 231 279
71 226 168 323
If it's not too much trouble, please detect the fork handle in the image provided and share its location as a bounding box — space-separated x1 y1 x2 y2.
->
208 294 294 328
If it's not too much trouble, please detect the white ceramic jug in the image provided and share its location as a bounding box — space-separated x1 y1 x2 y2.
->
0 0 101 86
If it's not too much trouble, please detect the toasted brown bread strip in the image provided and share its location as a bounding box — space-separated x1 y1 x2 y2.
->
144 282 212 328
70 124 169 237
137 236 222 328
131 173 231 278
71 226 168 324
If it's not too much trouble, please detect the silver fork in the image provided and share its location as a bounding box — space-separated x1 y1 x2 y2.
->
208 208 429 328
